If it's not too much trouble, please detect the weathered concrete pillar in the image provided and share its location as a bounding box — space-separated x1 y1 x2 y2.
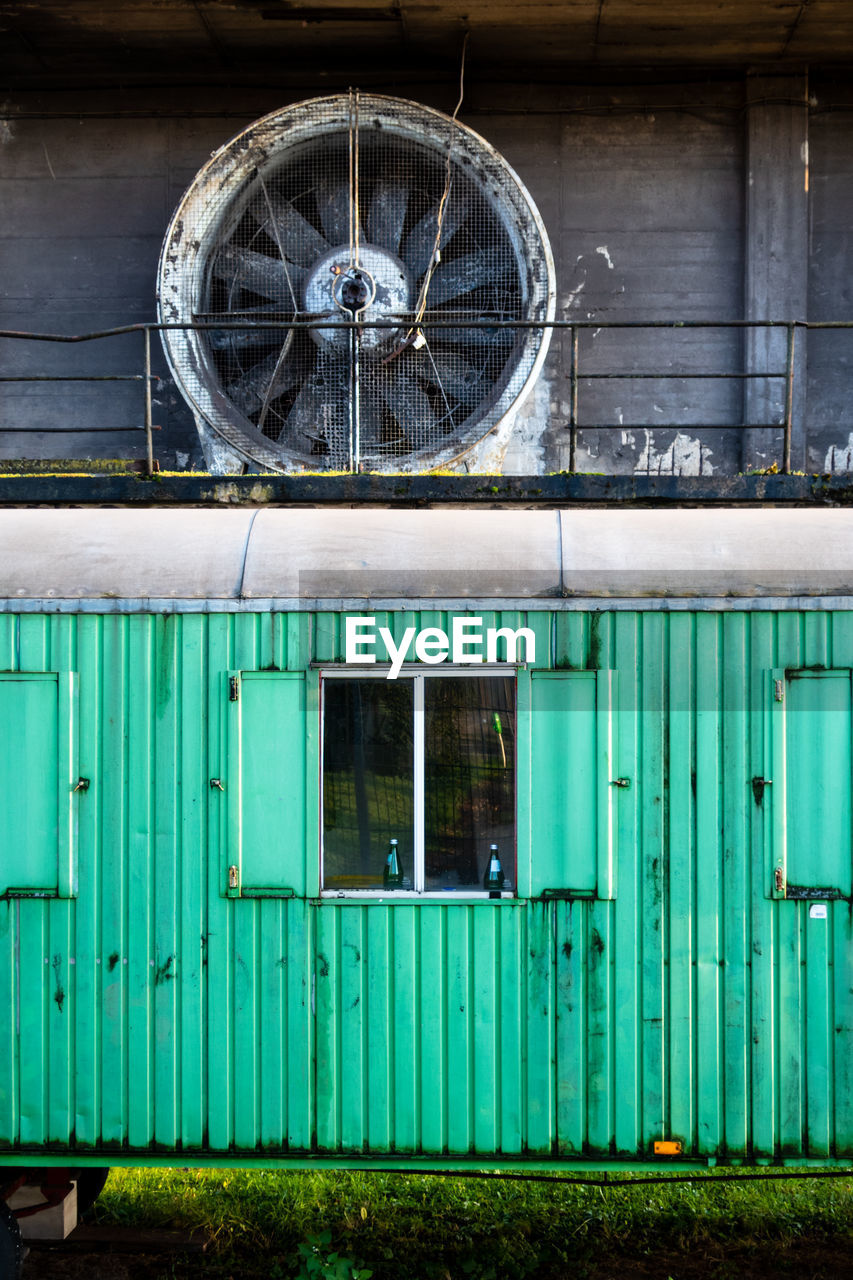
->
743 72 809 472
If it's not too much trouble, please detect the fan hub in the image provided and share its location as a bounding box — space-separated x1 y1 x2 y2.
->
304 244 411 351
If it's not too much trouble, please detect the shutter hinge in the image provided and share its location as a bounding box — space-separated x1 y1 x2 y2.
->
229 675 240 702
774 678 784 702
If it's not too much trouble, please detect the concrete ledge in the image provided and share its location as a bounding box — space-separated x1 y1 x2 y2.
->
0 472 851 506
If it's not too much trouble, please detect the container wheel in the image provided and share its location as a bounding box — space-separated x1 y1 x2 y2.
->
76 1168 110 1220
0 1200 24 1280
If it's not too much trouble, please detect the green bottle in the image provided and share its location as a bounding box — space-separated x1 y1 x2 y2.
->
383 838 404 888
484 843 505 897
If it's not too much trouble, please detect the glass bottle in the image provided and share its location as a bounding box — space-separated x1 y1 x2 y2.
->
484 843 505 897
383 838 404 888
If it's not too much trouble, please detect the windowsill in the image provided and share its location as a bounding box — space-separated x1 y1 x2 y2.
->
316 890 518 903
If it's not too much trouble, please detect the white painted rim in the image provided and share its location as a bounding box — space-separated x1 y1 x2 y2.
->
157 94 556 473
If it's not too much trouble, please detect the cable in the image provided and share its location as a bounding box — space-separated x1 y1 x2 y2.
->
347 87 362 270
339 1166 853 1191
409 31 470 335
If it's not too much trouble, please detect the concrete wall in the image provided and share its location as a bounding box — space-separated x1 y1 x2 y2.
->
808 83 853 474
0 77 850 474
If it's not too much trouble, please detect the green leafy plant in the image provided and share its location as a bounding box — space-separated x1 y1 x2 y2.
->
293 1229 373 1280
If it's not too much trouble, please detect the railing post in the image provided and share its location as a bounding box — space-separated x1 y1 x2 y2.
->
569 324 578 473
783 322 795 474
144 326 155 478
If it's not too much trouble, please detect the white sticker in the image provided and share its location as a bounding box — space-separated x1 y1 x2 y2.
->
809 903 828 919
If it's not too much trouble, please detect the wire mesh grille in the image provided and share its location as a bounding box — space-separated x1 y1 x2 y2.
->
197 98 528 470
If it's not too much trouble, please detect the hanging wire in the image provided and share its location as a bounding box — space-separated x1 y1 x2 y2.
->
347 87 355 266
409 31 470 334
254 166 300 314
347 87 362 270
354 89 361 269
346 1166 853 1191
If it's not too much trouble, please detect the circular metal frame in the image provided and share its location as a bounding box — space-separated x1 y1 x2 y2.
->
157 94 556 473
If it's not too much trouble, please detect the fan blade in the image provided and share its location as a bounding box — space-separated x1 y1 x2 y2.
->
208 310 281 353
315 181 351 244
367 180 409 254
225 348 301 419
283 349 351 462
402 196 467 278
214 247 306 305
265 198 329 266
425 323 514 352
383 367 439 447
423 250 512 306
421 349 482 408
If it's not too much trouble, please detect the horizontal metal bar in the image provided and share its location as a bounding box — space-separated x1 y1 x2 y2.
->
0 375 146 383
577 371 787 380
1 317 849 344
0 426 156 433
572 428 777 434
3 1149 852 1175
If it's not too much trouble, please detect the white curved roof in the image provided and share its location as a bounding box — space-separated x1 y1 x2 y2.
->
0 507 849 608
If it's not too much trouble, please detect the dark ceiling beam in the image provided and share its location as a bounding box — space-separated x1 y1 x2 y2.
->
2 20 49 70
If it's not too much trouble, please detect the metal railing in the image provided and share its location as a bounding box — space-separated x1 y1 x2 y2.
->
1 317 849 477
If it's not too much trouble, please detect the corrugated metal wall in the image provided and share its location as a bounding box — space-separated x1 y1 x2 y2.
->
2 607 853 1163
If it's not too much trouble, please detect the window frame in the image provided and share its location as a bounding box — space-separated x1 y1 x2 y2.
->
767 665 853 900
320 664 520 899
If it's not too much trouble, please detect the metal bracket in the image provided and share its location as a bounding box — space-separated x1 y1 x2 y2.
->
73 778 90 793
610 777 631 789
209 778 225 792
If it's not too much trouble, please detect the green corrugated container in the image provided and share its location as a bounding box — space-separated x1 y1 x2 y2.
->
2 596 852 1171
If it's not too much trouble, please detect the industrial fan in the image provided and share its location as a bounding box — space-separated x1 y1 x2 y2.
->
158 94 555 473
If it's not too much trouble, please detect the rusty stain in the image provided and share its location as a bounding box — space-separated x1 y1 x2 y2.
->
52 955 64 1012
107 952 120 971
154 954 175 985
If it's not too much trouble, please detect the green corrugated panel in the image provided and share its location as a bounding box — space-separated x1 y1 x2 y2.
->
3 608 853 1167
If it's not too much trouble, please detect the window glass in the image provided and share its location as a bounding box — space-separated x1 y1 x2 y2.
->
323 678 414 889
322 673 516 894
424 677 515 891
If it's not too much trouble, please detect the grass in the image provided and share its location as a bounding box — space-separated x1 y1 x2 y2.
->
93 1166 853 1280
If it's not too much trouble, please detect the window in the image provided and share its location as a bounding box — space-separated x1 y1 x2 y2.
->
322 670 516 894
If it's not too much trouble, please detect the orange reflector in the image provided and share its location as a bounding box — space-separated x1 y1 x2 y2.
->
653 1140 683 1155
